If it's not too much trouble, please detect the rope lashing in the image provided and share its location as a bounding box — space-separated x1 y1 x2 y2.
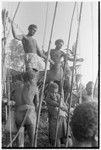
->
34 2 58 147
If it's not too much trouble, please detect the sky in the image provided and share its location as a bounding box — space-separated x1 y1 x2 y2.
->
2 1 98 86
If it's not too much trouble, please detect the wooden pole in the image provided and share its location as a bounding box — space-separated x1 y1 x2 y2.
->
54 3 76 147
34 2 58 147
66 2 83 147
18 127 24 147
42 2 49 50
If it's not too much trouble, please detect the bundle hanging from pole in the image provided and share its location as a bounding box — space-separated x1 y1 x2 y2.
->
66 2 83 147
34 2 58 147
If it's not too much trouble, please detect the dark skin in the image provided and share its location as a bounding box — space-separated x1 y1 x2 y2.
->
13 73 39 147
11 22 54 64
48 41 84 101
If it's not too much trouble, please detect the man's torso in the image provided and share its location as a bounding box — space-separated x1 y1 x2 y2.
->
22 36 37 53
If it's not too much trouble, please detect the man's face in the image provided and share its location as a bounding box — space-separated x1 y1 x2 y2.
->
50 88 58 100
86 84 94 95
56 42 64 50
28 28 37 36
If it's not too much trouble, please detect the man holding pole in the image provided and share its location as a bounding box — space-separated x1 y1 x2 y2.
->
11 23 54 73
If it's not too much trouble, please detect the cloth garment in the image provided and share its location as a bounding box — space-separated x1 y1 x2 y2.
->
24 53 45 71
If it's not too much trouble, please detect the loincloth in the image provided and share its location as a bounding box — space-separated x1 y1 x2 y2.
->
24 53 46 71
15 104 36 126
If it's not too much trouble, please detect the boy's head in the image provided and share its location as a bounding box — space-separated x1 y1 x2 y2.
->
55 39 64 50
70 101 98 147
86 81 94 96
28 24 37 36
49 82 59 98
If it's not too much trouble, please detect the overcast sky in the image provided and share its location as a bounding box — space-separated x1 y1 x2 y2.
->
2 1 98 86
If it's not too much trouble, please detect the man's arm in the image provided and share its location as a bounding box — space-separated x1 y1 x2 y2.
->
47 98 68 113
11 22 24 41
68 56 84 62
36 44 54 64
47 98 60 107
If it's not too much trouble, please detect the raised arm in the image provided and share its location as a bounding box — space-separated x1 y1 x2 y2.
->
11 22 23 41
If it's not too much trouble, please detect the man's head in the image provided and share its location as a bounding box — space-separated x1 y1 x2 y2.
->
49 82 58 98
55 39 64 50
70 101 98 147
86 81 94 96
28 24 37 36
76 74 82 83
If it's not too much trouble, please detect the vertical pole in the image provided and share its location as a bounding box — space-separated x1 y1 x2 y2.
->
66 2 83 147
34 2 58 147
18 127 24 147
54 3 77 147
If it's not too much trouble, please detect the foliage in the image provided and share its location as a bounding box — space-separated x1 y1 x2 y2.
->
8 39 25 72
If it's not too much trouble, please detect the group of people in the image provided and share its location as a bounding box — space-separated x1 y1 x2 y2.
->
9 22 98 147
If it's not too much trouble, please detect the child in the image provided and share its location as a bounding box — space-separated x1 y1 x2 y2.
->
46 82 68 147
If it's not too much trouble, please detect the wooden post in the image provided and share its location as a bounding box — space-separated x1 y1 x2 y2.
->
34 2 58 147
18 127 24 147
66 3 83 147
54 2 77 147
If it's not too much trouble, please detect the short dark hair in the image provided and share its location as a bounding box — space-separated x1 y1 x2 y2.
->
49 82 58 92
70 101 98 143
28 24 37 30
55 39 64 45
86 81 94 88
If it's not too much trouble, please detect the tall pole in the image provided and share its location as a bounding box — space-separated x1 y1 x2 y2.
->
66 2 83 147
98 2 100 103
42 2 49 50
34 2 58 147
54 2 76 147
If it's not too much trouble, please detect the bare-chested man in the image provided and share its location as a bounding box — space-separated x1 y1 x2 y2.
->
14 70 39 147
11 23 54 72
48 39 84 101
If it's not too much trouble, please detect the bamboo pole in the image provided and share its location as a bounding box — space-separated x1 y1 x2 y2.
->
6 2 20 39
7 73 12 147
42 2 49 50
54 2 76 147
66 2 83 147
34 2 58 147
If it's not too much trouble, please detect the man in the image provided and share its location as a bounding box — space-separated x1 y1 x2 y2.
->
48 39 84 100
82 81 94 103
46 82 68 147
11 23 54 72
13 70 39 147
70 101 98 147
